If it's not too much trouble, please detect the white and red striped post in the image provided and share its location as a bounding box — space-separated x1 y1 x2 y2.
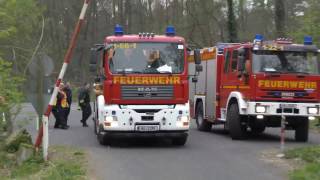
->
34 0 91 150
42 115 49 161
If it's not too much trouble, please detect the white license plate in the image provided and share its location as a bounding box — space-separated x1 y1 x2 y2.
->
280 104 297 109
281 92 295 97
135 125 159 132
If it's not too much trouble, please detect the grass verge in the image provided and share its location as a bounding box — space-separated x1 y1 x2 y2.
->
310 120 320 133
0 145 88 179
285 145 320 180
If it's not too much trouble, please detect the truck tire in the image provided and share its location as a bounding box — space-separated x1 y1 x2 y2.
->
93 106 99 135
195 103 212 131
295 117 309 142
172 136 187 146
228 103 247 140
93 102 98 135
251 125 266 134
97 126 108 145
93 117 98 135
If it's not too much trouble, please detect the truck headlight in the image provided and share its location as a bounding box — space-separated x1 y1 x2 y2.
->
105 116 114 122
255 106 266 113
179 116 189 122
104 116 118 127
307 107 318 114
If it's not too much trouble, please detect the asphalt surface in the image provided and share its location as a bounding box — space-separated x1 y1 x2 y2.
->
19 103 320 180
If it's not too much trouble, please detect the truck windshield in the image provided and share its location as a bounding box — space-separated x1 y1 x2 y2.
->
107 42 184 74
252 51 320 74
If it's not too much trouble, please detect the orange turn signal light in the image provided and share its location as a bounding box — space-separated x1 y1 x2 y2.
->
104 122 111 126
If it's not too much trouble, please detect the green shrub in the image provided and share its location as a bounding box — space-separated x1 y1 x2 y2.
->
5 129 32 153
0 59 24 137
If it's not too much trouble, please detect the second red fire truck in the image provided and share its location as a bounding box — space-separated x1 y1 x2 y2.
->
189 35 320 142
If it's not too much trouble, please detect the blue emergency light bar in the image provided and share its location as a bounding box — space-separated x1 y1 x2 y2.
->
166 26 175 36
253 34 264 50
254 34 264 41
114 24 124 36
304 36 313 45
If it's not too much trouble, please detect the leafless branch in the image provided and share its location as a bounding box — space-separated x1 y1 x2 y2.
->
23 15 45 76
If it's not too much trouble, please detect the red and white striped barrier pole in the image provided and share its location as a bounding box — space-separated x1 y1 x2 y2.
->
42 115 49 160
34 0 91 150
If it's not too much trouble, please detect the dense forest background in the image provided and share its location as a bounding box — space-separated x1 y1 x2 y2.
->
1 0 320 84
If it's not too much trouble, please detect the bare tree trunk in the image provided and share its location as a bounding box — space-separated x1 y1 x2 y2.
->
112 0 117 27
125 0 132 33
165 0 169 25
147 0 153 31
138 0 145 32
92 0 97 42
239 0 246 34
227 0 238 42
274 0 286 37
119 0 124 26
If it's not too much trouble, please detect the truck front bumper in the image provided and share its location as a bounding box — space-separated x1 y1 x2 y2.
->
99 130 188 139
245 101 320 117
100 103 190 131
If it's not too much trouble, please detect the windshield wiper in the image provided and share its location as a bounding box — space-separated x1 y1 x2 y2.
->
143 72 160 74
116 69 127 75
294 71 310 75
261 70 282 74
159 71 173 74
116 69 143 74
127 71 142 74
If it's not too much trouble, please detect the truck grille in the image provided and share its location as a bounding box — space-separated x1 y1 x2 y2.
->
121 86 173 100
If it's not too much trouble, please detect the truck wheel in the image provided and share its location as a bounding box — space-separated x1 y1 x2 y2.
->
93 107 99 135
94 116 99 135
295 117 309 142
228 103 247 140
251 125 266 134
195 103 212 131
93 102 98 135
97 126 108 145
172 136 187 146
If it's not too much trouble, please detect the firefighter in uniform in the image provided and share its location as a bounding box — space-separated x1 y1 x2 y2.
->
52 98 60 128
64 82 72 124
78 83 91 127
54 83 70 129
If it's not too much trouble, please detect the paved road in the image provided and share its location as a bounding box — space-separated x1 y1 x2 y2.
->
20 104 320 180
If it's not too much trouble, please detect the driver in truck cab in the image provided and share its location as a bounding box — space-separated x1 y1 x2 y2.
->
145 49 172 73
147 50 161 69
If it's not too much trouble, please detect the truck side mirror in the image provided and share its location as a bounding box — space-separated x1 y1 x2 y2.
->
90 47 98 72
195 64 203 72
237 48 247 72
194 49 201 65
192 77 198 83
94 76 101 83
238 56 245 72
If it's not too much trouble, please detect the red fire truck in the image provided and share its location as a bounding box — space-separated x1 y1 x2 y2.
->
89 25 190 145
189 35 320 142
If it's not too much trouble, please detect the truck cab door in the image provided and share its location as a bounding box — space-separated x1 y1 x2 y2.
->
220 47 251 110
220 48 240 108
